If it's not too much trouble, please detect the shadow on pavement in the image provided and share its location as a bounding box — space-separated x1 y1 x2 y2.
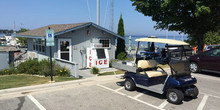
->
116 81 166 100
199 71 220 77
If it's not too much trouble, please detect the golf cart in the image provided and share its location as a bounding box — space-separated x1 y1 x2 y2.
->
114 38 198 104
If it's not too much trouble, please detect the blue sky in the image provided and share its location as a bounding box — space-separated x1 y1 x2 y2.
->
0 0 185 36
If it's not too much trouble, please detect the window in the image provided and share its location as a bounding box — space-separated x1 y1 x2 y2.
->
99 39 110 48
96 49 106 59
205 49 220 56
32 39 45 53
60 40 70 61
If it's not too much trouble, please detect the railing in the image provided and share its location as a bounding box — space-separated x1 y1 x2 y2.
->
55 58 79 78
14 50 27 67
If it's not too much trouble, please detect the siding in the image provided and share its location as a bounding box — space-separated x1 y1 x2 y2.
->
0 52 9 70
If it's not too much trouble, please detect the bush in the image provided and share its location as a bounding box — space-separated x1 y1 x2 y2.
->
90 67 100 74
109 59 113 67
16 58 70 77
117 52 127 60
38 59 55 77
17 58 39 75
0 68 17 75
55 65 70 76
0 69 10 75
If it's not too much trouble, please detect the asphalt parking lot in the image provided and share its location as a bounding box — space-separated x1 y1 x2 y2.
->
0 72 219 110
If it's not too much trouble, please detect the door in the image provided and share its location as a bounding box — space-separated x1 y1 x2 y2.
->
58 39 72 61
200 48 220 71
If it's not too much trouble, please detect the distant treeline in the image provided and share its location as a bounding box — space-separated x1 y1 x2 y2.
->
0 29 17 34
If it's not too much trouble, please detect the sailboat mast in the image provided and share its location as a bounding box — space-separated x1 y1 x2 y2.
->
97 0 100 25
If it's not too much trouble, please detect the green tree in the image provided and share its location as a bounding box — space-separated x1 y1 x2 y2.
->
116 14 126 60
204 31 220 45
17 28 29 47
131 0 220 52
186 30 220 46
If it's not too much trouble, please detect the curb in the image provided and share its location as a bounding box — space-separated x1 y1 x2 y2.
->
0 74 123 95
0 78 91 95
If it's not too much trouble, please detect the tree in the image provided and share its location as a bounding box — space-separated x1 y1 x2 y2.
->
131 0 220 52
204 31 220 45
0 29 14 34
116 14 126 60
186 30 220 47
17 28 29 47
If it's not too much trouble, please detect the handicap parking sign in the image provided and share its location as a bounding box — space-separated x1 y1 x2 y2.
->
46 29 54 46
48 34 52 38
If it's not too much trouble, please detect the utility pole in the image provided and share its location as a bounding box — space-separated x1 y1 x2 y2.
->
97 0 100 25
109 0 114 31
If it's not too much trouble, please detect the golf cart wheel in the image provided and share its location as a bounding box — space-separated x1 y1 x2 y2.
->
190 62 199 73
124 78 136 91
167 89 184 104
191 86 199 99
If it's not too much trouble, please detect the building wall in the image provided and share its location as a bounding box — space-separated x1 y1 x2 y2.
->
0 52 9 70
27 26 116 69
27 38 56 61
56 26 116 68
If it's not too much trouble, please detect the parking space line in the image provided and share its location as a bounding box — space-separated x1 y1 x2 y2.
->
97 84 126 96
197 95 208 110
115 87 124 92
133 92 145 99
158 100 168 109
27 95 46 110
200 92 220 99
130 97 165 110
97 84 164 110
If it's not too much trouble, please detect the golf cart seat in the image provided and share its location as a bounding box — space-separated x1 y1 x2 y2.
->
169 60 191 77
137 60 167 78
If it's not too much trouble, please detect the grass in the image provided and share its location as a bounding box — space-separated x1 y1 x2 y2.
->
0 74 78 90
98 70 126 76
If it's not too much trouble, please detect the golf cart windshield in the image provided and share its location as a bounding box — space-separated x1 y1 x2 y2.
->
169 60 191 77
135 38 190 64
166 45 192 62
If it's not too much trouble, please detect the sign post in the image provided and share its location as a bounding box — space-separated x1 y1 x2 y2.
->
46 27 54 81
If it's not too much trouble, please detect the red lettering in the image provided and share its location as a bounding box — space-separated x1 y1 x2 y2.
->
99 60 102 65
90 50 91 54
89 62 91 67
96 61 97 65
104 59 107 64
89 56 92 61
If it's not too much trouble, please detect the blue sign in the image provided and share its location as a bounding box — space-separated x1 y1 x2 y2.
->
46 29 54 46
48 34 52 38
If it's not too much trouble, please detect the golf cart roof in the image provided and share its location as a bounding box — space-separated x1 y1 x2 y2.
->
135 38 188 45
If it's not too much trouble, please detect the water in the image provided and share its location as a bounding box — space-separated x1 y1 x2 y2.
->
125 35 187 49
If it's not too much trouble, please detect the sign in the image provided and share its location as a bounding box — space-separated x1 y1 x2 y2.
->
46 29 54 46
87 48 109 68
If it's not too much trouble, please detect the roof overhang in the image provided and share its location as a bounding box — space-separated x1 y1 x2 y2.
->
91 23 124 40
135 38 188 45
15 22 124 40
16 35 45 39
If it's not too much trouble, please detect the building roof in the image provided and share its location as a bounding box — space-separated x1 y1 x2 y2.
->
0 46 19 52
16 22 124 39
